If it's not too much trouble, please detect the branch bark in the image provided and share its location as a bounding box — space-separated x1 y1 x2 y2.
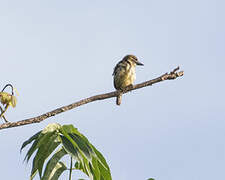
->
0 67 184 130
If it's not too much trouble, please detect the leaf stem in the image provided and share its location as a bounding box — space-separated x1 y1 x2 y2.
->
69 156 73 180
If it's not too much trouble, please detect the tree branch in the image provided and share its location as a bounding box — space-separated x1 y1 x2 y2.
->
0 67 184 130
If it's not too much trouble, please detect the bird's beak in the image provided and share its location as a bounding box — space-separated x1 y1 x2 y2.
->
136 61 144 66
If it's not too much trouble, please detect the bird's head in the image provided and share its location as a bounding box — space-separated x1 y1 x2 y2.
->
123 55 144 66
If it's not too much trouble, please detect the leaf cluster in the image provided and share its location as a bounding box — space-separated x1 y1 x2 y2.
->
21 123 112 180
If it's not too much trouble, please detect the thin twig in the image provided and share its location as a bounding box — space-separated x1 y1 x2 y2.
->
0 67 184 131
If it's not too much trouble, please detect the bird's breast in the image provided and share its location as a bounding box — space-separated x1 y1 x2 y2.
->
114 65 136 89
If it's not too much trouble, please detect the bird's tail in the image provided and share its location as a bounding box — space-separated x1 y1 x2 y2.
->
116 93 122 105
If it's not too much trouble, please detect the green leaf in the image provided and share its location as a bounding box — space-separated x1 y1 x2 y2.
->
48 162 67 180
36 133 60 178
24 138 39 163
60 124 80 135
86 144 111 180
30 168 38 180
60 126 91 169
22 123 112 180
69 133 93 159
60 135 80 160
91 157 100 180
61 124 112 180
23 131 47 162
42 147 67 180
30 131 59 179
96 160 111 180
20 130 41 152
60 125 95 179
91 146 110 171
21 123 62 179
23 123 61 162
60 125 95 159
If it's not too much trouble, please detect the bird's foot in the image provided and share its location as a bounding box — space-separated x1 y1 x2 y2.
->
119 84 134 94
124 84 134 92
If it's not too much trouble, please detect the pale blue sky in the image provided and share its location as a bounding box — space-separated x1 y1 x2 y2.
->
0 0 225 180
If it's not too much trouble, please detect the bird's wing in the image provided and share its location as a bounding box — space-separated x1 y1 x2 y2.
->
112 60 127 76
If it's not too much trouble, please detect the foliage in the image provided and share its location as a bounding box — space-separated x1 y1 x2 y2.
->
0 84 18 122
21 123 112 180
0 91 17 108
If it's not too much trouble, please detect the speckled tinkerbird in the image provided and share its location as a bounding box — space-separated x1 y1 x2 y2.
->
113 55 144 105
0 84 17 122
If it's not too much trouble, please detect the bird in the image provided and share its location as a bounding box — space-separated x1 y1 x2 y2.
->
112 55 144 105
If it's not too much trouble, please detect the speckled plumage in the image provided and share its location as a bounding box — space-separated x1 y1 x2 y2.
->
113 55 143 105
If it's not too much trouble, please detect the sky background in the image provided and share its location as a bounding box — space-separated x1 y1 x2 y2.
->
0 0 225 180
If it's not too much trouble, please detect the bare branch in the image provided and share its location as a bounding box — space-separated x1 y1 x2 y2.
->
0 67 184 130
